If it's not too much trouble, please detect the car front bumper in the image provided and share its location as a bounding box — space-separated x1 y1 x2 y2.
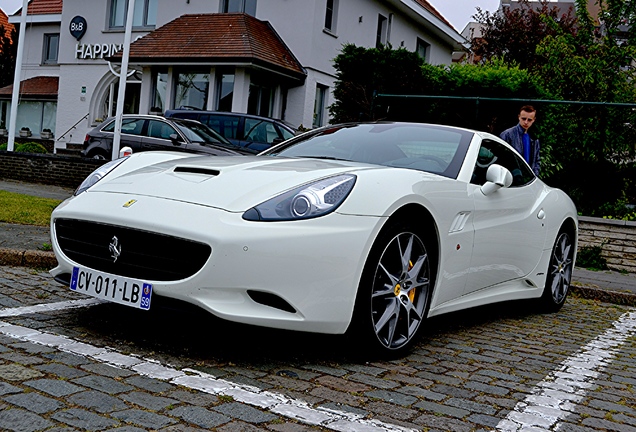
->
50 191 383 334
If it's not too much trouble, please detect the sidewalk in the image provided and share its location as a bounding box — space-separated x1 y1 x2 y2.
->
1 179 635 304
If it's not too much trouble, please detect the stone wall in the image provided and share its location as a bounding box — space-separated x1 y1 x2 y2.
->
0 151 103 189
578 216 636 273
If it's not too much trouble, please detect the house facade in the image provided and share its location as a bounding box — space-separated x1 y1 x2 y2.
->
3 0 465 151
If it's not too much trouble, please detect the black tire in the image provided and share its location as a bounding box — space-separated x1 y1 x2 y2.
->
539 229 574 312
348 222 433 357
87 148 110 160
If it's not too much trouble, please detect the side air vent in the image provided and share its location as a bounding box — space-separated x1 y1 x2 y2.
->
247 290 297 314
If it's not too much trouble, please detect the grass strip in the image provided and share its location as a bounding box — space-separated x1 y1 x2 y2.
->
0 190 62 226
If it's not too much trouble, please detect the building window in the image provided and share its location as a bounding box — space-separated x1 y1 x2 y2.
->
416 38 430 61
248 83 273 117
217 73 235 111
42 33 59 64
152 71 168 113
324 0 338 32
376 14 388 48
174 72 209 110
221 0 256 16
2 100 57 137
109 0 157 29
313 84 328 128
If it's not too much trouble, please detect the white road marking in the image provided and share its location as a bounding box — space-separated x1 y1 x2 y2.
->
495 310 636 431
0 300 414 432
4 300 634 431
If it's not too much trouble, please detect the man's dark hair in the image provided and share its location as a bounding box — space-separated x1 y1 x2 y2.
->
520 105 536 114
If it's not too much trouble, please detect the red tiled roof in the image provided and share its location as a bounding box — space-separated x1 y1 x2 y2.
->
14 0 63 16
110 13 306 81
413 0 456 31
0 76 59 98
0 9 14 42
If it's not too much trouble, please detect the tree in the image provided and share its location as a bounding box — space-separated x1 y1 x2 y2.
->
471 0 578 71
0 24 17 88
329 44 429 123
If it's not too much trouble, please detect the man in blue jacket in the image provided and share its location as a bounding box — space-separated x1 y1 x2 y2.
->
500 105 540 176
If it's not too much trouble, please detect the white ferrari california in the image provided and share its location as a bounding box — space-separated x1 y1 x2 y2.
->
50 122 577 355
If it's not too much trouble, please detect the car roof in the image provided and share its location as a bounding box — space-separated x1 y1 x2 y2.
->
164 109 295 130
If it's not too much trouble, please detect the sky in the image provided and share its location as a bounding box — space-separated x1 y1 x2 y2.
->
0 0 501 33
1 0 22 15
429 0 501 32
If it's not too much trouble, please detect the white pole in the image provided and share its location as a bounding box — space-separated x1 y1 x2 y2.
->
7 0 29 152
111 0 136 160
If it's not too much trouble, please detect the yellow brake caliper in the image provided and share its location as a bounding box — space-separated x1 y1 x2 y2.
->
408 260 416 302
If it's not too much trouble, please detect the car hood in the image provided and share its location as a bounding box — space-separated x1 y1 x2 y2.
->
88 155 379 212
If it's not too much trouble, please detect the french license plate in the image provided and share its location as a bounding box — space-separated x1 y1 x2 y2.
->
70 267 152 310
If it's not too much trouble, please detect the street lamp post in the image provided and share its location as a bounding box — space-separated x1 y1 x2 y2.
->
7 0 29 152
111 0 136 161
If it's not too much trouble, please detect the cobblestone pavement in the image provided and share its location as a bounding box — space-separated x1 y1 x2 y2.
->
0 266 634 431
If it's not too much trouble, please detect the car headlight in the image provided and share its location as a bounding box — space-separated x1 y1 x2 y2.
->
243 174 356 221
75 157 128 195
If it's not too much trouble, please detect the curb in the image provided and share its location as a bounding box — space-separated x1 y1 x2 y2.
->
0 248 57 269
570 284 636 307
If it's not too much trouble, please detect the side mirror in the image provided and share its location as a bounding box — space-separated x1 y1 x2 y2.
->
480 164 513 196
119 146 132 158
169 133 182 145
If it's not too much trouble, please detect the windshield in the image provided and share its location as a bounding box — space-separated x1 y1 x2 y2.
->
264 123 473 178
173 120 231 146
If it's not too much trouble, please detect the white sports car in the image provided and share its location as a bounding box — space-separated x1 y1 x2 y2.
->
50 122 577 355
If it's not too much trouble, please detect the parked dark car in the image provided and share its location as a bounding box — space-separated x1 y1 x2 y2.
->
164 109 296 151
82 115 251 160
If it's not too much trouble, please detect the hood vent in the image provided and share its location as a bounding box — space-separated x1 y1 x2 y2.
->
173 167 220 176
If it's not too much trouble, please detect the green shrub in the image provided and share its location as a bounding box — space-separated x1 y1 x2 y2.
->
0 142 49 154
577 245 608 271
16 142 48 153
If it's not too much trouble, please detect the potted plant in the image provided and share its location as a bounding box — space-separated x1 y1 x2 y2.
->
41 128 53 139
19 127 31 137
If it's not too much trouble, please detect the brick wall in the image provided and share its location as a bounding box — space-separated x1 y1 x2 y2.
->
0 151 104 189
578 216 636 273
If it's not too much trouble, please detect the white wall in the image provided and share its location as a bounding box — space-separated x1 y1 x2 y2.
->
14 22 60 80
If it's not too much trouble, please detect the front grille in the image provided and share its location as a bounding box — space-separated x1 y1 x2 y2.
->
55 218 211 281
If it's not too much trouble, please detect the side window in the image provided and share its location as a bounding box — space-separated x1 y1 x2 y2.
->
147 120 177 139
244 118 275 143
103 118 145 135
277 125 295 141
201 115 239 140
471 140 535 187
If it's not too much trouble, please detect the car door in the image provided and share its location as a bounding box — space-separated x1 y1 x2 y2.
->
142 119 186 153
241 118 280 151
101 118 146 153
466 139 547 295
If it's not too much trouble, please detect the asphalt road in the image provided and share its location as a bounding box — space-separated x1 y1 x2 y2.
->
0 266 634 431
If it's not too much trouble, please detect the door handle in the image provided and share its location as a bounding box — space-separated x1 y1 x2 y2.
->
537 209 545 220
